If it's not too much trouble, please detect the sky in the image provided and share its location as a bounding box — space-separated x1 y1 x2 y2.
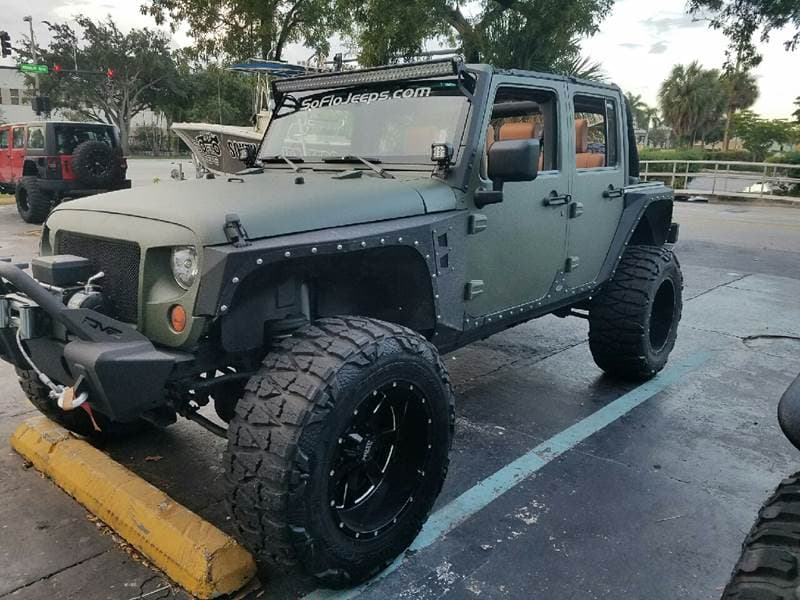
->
0 0 797 118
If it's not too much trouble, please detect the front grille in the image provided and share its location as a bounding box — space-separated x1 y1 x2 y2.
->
55 231 141 323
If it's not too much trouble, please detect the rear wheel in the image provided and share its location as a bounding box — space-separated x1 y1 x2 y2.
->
15 177 51 224
588 245 683 381
224 316 455 587
17 368 145 440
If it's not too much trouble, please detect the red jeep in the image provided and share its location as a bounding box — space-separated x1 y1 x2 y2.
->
0 121 131 224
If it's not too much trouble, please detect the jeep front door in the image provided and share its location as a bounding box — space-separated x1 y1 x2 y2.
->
565 89 626 289
465 82 570 318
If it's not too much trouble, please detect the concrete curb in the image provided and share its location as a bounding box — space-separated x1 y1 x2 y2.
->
10 416 257 599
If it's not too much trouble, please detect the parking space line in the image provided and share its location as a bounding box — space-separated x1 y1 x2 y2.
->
305 351 710 600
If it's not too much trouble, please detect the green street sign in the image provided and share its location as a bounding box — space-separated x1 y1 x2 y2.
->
19 63 48 74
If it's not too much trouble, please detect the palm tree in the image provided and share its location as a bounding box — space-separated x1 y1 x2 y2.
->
720 69 759 150
625 92 648 129
641 105 661 146
553 55 607 82
659 61 726 147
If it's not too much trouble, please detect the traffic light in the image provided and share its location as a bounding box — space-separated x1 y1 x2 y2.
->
52 63 62 74
0 31 11 58
106 67 114 79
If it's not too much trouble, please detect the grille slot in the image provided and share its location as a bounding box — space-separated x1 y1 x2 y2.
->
55 231 141 323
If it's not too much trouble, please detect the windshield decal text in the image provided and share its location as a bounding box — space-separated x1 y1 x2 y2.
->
300 87 432 110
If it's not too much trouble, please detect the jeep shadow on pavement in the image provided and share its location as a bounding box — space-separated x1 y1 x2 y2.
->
0 121 130 223
0 59 682 588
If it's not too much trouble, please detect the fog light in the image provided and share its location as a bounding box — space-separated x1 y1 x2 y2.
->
431 143 453 165
169 304 187 333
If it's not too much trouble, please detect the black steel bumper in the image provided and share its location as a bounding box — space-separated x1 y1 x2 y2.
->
0 262 182 422
38 178 132 197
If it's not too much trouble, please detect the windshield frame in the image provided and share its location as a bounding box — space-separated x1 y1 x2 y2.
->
257 75 474 171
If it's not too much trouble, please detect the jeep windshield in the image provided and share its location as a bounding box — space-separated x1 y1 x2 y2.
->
259 80 471 167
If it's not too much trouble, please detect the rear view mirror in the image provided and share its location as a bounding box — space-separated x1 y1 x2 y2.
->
475 138 540 209
488 138 540 184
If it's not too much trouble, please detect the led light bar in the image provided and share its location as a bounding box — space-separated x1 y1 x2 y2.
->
273 59 460 94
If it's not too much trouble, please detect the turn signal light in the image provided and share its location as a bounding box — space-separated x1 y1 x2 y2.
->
169 304 187 333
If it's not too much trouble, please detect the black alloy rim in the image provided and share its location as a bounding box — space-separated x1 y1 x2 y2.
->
649 278 676 352
328 380 433 539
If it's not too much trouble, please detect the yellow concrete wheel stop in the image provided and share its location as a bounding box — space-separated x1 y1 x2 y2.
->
10 416 257 599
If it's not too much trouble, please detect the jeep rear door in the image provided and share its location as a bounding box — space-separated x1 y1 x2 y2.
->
564 87 626 289
9 126 26 184
0 127 9 183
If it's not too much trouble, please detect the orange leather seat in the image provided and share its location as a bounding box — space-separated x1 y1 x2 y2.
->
575 119 604 168
497 122 544 170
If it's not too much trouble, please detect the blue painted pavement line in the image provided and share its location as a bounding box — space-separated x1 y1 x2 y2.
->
304 351 711 599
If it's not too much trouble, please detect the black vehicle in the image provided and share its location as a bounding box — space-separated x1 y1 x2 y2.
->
0 121 130 224
723 375 800 599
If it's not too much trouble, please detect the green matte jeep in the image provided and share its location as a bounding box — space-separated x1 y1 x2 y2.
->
0 60 682 587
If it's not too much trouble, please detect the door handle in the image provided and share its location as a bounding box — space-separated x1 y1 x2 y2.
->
602 185 624 199
543 191 571 206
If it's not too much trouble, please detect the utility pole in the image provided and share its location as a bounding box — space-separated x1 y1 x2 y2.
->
23 16 39 94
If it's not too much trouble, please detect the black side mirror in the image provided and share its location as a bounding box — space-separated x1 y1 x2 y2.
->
476 138 540 208
488 138 540 184
238 145 257 167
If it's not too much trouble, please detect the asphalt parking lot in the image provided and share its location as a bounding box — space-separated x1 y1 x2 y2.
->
0 186 799 599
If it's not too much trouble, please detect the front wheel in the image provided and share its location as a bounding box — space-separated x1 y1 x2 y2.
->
589 245 683 381
224 317 455 587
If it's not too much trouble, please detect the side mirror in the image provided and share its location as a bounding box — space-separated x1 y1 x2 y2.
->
475 138 540 209
488 138 540 184
237 145 257 167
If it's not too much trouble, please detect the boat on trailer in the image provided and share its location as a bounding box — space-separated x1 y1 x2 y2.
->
171 59 311 177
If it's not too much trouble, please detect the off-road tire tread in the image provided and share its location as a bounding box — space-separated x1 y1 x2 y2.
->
224 316 455 587
722 472 800 599
15 177 51 224
589 245 682 381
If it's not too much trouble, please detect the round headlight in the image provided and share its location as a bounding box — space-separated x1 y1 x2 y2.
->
171 246 198 290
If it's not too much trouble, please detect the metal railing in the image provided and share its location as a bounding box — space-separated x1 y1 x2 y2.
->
640 160 800 201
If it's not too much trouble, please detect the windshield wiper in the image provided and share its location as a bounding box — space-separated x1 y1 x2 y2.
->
322 155 396 179
261 155 304 172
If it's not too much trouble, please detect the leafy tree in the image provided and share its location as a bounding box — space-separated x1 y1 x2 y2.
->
339 0 615 70
142 0 343 61
166 61 257 127
688 0 800 68
732 110 792 160
794 97 800 122
18 16 177 154
720 69 759 150
658 62 726 147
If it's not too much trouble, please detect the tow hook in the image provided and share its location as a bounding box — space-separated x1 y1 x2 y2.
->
56 385 88 411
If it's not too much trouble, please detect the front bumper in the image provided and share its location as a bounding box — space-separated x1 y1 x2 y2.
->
0 261 184 422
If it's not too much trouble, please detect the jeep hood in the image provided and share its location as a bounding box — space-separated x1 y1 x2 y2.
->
49 171 456 245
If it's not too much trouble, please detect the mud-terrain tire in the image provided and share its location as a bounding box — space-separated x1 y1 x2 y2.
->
15 177 51 224
224 316 455 588
72 140 120 188
589 245 683 381
17 368 145 440
722 473 800 599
